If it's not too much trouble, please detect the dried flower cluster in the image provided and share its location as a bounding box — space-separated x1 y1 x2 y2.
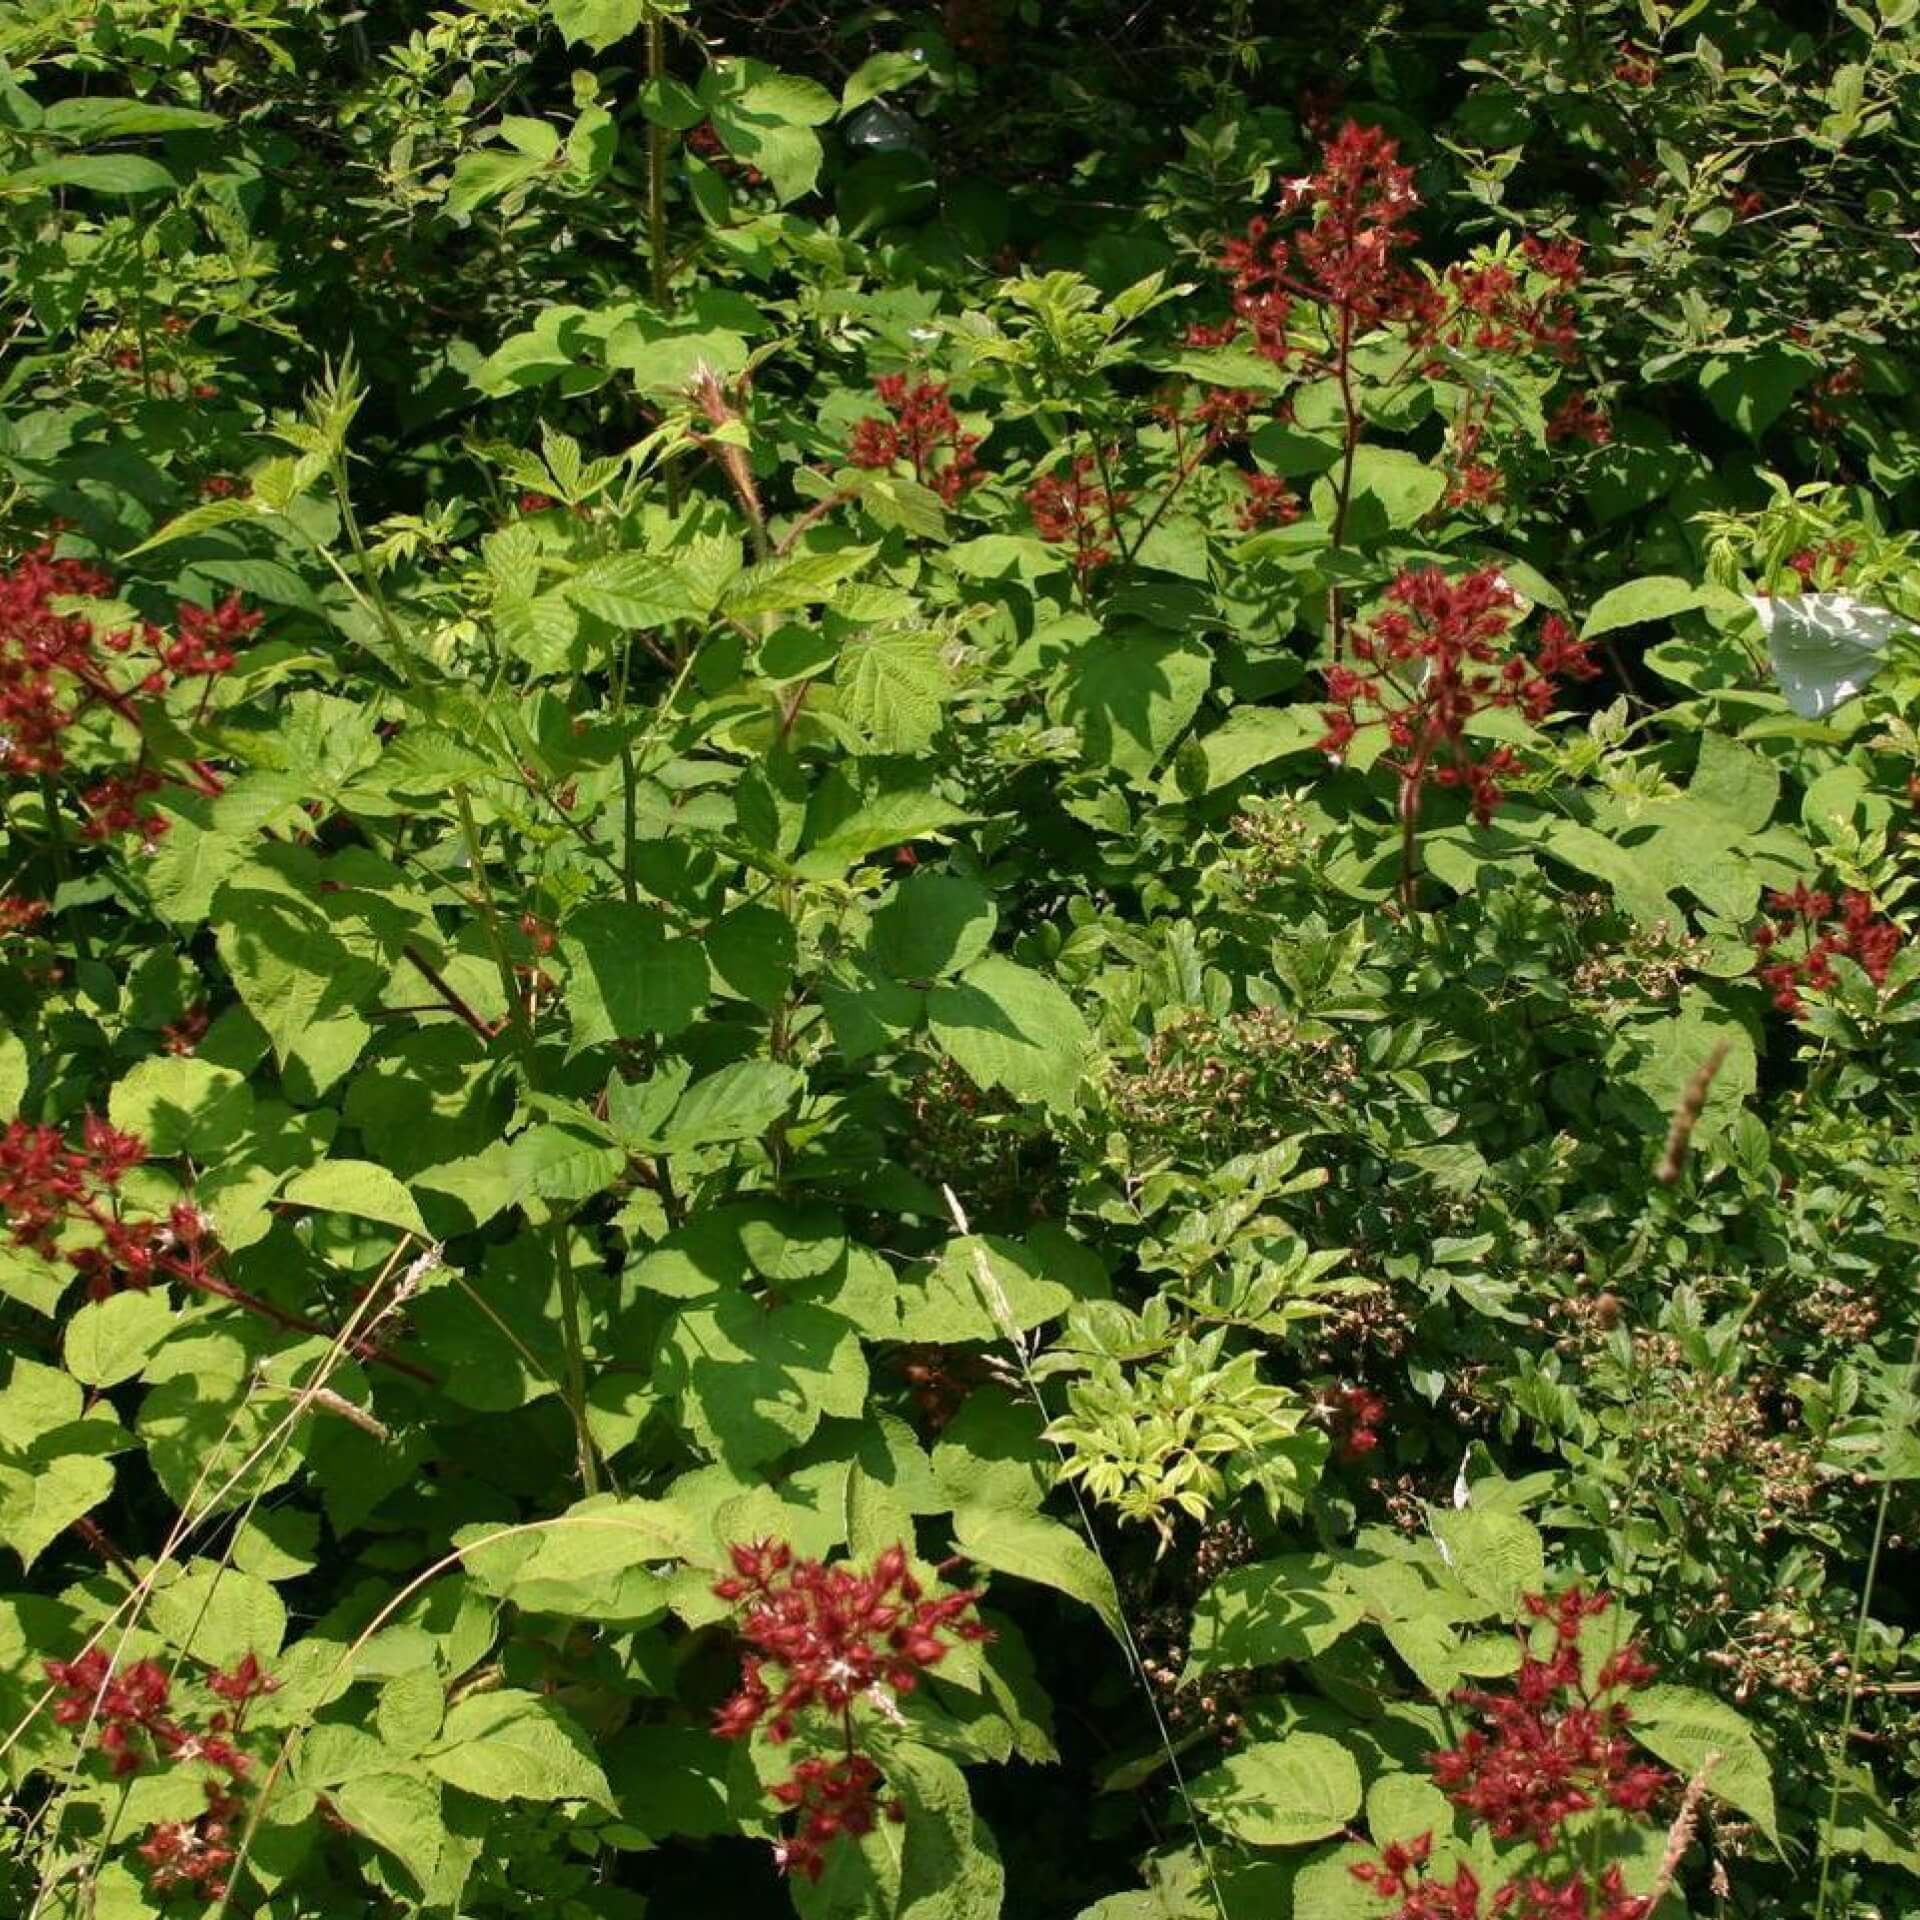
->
848 375 984 505
711 1540 988 1880
46 1646 277 1901
1752 883 1902 1016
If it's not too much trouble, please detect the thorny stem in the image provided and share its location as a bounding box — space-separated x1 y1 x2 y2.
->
400 944 497 1042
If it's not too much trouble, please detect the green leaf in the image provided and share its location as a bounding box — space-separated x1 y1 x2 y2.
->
424 1691 615 1808
1319 446 1445 529
1163 704 1322 799
108 1058 251 1157
659 1059 803 1149
1058 634 1212 782
332 1770 448 1894
1184 1556 1365 1680
926 954 1093 1108
893 1743 1006 1920
836 624 951 753
559 902 709 1047
1191 1733 1363 1845
444 148 548 219
282 1160 429 1239
2 154 176 195
148 1563 287 1666
548 0 650 51
0 1030 24 1121
1698 345 1818 439
41 99 223 138
376 1670 446 1757
1631 1685 1777 1843
63 1292 176 1390
0 1455 114 1568
1580 576 1704 640
565 551 695 628
949 1503 1123 1639
871 871 997 981
660 1292 867 1468
842 52 926 111
1429 1509 1545 1614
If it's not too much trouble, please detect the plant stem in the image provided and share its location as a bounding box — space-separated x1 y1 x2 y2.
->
1328 305 1361 661
453 786 536 1070
36 772 91 962
646 13 672 314
551 1217 602 1495
329 453 420 691
1813 1311 1920 1920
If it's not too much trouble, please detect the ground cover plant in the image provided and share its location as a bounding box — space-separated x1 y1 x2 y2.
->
0 0 1916 1914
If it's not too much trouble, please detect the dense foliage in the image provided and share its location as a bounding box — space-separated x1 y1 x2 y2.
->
0 2 1916 1916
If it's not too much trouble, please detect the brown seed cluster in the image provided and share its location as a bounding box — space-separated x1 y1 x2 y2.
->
1224 795 1321 892
1619 1340 1821 1538
1570 915 1708 1001
1105 1007 1359 1160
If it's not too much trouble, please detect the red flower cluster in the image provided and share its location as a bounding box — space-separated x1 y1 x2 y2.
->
0 1113 220 1300
1429 1588 1667 1847
81 767 170 849
1613 44 1659 86
1546 391 1613 446
1358 1855 1649 1920
848 376 983 505
0 545 118 775
1753 884 1903 1016
47 1646 276 1901
1237 471 1302 531
1319 568 1598 824
0 894 48 933
766 1753 905 1881
711 1541 988 1879
1352 1590 1667 1920
1026 453 1130 577
712 1540 988 1743
1784 538 1856 586
1427 252 1581 363
1328 1385 1386 1462
1208 121 1424 362
1 547 252 857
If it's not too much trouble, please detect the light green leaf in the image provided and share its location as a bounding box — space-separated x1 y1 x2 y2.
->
559 902 709 1047
1580 576 1704 640
871 871 997 981
332 1770 447 1894
425 1691 615 1808
1631 1685 1777 1842
1058 634 1212 782
1191 1732 1363 1846
949 1503 1122 1639
0 1456 114 1568
926 954 1093 1108
64 1292 177 1390
282 1160 429 1238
